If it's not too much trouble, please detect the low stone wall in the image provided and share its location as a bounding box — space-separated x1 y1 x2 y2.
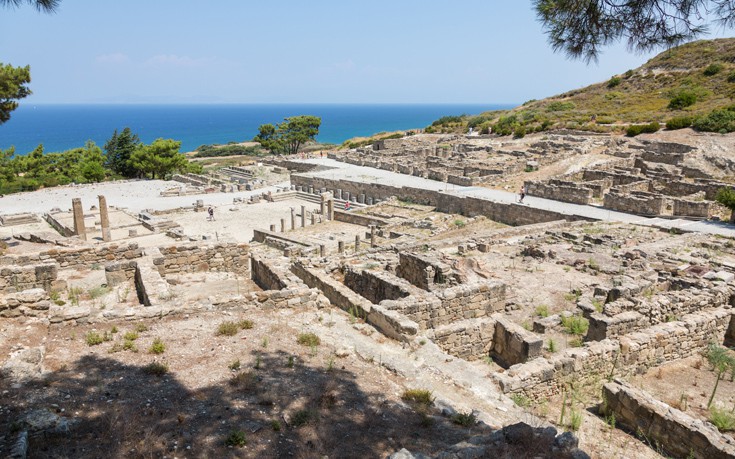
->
0 264 59 293
104 260 138 287
495 309 732 399
344 269 411 304
0 288 51 318
153 243 250 277
524 180 592 205
491 317 543 367
673 198 713 218
429 318 495 360
395 252 454 291
0 242 143 269
291 262 419 341
333 210 387 227
602 380 735 459
603 191 666 216
251 257 287 291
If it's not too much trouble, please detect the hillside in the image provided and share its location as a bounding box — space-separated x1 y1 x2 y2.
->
428 38 735 135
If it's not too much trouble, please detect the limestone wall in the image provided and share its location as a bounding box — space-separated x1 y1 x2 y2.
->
395 252 454 291
524 180 592 205
250 257 287 291
0 288 51 318
429 318 495 360
344 269 411 304
104 260 138 287
673 198 714 218
602 380 735 459
0 242 143 269
333 211 388 227
153 243 250 276
491 317 543 367
0 264 58 293
494 309 732 399
603 191 666 216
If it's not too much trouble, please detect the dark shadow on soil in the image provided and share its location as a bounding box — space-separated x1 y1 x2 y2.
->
1 350 485 459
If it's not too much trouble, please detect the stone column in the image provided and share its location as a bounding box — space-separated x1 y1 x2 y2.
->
281 218 286 233
327 199 334 220
338 241 344 254
98 195 111 242
370 225 376 248
291 208 296 230
311 214 316 225
320 244 326 257
72 198 86 241
301 205 306 228
270 224 276 232
355 235 361 251
320 193 327 215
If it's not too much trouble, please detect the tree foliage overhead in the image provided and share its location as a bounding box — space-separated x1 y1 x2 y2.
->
534 0 735 62
253 115 321 155
0 0 60 11
0 63 31 124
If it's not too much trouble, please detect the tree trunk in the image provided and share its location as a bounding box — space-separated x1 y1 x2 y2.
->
708 369 723 408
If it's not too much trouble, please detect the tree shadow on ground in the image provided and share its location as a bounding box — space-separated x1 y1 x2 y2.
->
1 350 484 458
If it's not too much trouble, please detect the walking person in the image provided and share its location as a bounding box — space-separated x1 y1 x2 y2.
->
518 185 526 204
207 206 215 221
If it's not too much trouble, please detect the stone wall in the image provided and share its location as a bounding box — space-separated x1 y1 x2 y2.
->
343 269 411 304
673 198 714 218
429 318 495 361
524 180 592 205
395 252 454 291
601 380 735 459
333 210 388 227
603 191 666 216
0 288 51 318
494 309 732 400
491 317 543 367
152 243 250 277
251 257 287 290
0 242 143 269
0 264 59 293
104 260 138 287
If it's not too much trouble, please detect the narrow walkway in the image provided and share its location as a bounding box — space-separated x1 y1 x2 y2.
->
297 158 735 237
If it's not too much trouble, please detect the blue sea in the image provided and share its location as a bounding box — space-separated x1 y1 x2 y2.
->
0 103 513 155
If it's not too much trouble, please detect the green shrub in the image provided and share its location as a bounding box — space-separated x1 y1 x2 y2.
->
238 319 254 330
85 331 106 346
535 305 549 318
123 331 139 341
666 116 693 130
452 411 477 427
513 125 526 139
511 393 531 407
297 332 320 347
710 406 735 431
607 76 622 88
292 409 317 427
546 101 575 112
135 324 149 333
122 340 137 352
402 389 434 407
569 409 583 431
703 63 724 76
626 122 660 137
693 107 735 133
548 339 557 353
453 219 466 228
728 72 735 83
142 362 168 376
149 338 166 354
668 90 698 110
228 360 241 371
561 315 589 336
431 115 465 127
270 420 281 431
216 321 239 336
225 430 247 447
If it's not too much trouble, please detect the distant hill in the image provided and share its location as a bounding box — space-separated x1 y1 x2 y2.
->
428 38 735 136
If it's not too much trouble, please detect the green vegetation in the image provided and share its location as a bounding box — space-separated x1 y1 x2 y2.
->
149 338 166 354
705 343 735 408
254 115 321 155
709 406 735 432
297 332 321 347
704 63 724 76
561 315 589 336
666 116 693 130
291 409 317 427
535 305 549 318
225 430 247 447
123 331 139 341
716 187 735 221
238 319 254 330
452 411 477 427
607 76 622 88
142 362 168 377
193 144 264 158
668 89 699 110
85 331 108 346
548 339 557 353
626 122 660 137
693 106 735 133
216 321 239 337
401 389 434 407
0 63 31 124
510 393 531 408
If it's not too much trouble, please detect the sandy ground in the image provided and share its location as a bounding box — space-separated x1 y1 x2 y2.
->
0 179 290 215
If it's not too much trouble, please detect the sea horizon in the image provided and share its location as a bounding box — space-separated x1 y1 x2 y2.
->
0 103 515 155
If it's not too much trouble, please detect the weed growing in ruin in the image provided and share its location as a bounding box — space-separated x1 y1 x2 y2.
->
563 291 581 303
135 324 149 333
287 356 295 368
228 360 241 371
149 338 166 354
535 305 549 318
110 326 118 334
230 371 258 391
511 393 531 408
548 339 557 353
270 420 281 431
292 409 317 427
419 339 427 345
402 389 434 407
88 286 110 299
568 409 583 431
591 298 604 312
705 343 735 408
122 340 137 352
261 337 269 348
254 355 261 369
142 362 168 377
123 331 139 341
561 315 589 336
605 412 616 429
238 319 254 330
85 331 111 346
216 321 239 336
709 406 735 432
452 411 476 427
68 286 83 306
588 258 600 271
568 337 584 348
297 332 321 347
453 219 466 228
225 430 247 447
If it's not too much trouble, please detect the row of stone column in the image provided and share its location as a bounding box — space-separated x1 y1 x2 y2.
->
321 225 378 257
291 185 376 206
72 196 111 242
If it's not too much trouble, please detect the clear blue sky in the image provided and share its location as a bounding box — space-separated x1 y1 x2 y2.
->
1 0 731 104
